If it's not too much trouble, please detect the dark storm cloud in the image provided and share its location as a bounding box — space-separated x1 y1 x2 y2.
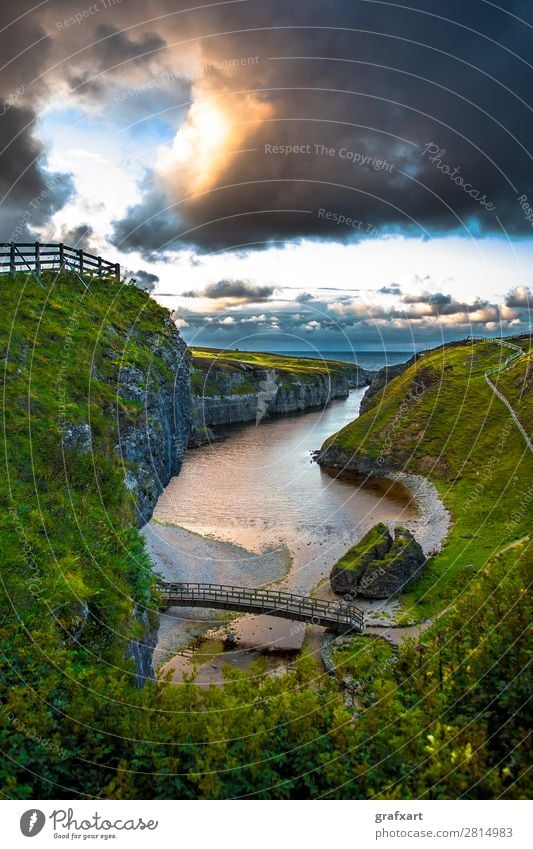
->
183 279 277 302
505 285 532 308
0 106 51 202
112 183 181 258
0 2 76 241
2 0 533 250
0 105 74 240
58 223 94 250
110 0 533 252
63 24 168 100
90 25 166 67
0 0 166 242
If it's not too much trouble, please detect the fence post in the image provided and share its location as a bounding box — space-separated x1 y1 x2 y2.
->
78 249 84 275
59 242 64 270
114 262 120 282
98 256 103 278
10 242 15 278
35 242 40 276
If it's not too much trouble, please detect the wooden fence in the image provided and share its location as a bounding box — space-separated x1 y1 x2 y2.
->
0 242 120 281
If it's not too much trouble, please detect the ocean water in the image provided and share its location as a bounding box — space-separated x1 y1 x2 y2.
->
268 350 414 371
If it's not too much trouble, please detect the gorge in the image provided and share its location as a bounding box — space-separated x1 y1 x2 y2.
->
2 272 530 800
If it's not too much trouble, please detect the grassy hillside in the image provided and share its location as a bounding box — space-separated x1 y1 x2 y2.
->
191 346 363 381
327 540 531 798
492 343 533 427
321 337 533 615
0 271 183 793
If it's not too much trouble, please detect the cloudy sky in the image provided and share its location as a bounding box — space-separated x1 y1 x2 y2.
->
1 0 532 350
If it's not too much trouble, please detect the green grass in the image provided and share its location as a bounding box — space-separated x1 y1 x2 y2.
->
492 344 532 428
331 635 394 681
322 338 533 617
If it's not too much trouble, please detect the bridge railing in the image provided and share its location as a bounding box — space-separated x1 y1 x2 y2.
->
0 242 120 281
158 581 365 631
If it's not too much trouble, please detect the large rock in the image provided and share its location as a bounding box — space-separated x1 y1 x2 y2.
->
330 524 426 598
358 527 426 598
330 523 392 594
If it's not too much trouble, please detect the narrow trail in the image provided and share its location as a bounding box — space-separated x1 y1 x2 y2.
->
485 339 532 455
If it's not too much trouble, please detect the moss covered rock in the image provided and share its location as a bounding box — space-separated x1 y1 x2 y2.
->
330 524 425 598
330 522 392 593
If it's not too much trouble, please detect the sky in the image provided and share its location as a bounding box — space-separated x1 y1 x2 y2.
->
0 0 532 351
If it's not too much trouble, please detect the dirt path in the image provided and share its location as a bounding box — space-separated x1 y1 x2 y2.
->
485 339 532 455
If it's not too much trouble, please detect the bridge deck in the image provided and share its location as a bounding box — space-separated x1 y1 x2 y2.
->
158 582 364 634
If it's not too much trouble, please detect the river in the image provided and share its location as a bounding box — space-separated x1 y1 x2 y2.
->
143 387 417 679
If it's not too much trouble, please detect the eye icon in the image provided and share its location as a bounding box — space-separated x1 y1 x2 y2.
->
20 810 46 837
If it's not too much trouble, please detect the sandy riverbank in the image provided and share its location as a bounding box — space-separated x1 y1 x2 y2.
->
386 471 452 557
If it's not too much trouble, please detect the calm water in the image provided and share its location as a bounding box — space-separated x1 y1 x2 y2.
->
153 388 415 598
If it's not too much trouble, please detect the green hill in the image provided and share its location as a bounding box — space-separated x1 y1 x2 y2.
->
319 337 533 615
191 346 366 379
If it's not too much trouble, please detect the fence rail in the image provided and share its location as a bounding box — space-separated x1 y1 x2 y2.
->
158 581 365 634
0 242 120 281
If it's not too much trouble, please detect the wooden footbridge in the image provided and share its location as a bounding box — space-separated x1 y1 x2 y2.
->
158 581 364 634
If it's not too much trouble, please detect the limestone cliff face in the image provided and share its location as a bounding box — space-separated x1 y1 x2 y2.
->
111 317 192 526
101 318 192 686
190 361 370 443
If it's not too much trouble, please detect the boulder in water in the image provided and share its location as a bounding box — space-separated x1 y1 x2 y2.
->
330 524 426 598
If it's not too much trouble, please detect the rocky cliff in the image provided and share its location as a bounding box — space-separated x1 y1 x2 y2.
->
91 312 192 683
190 351 371 443
108 317 192 526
